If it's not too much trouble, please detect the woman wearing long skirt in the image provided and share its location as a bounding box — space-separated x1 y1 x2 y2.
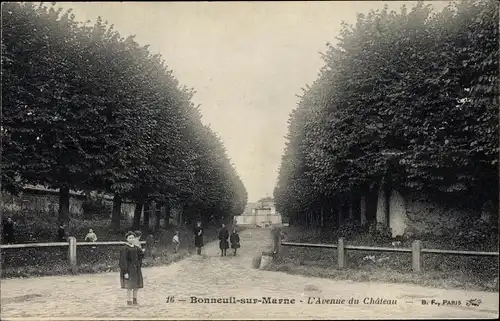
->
230 229 240 256
218 223 229 256
193 221 204 255
119 231 144 305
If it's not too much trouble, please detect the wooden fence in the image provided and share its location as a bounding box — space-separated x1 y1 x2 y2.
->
1 237 147 269
280 238 499 273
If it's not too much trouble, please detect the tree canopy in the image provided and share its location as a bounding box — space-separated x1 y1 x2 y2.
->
2 2 247 226
274 0 498 227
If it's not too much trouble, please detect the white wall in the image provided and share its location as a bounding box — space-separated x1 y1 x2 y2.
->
389 190 407 237
234 211 282 227
235 215 255 225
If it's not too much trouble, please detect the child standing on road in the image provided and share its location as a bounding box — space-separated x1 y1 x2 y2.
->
172 230 180 253
119 231 144 306
193 221 204 255
230 229 240 256
218 223 229 257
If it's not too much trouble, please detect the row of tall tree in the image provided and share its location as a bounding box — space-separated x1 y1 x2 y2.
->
274 0 498 227
2 2 247 229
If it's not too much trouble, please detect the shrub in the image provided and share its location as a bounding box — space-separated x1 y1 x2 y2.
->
82 196 112 220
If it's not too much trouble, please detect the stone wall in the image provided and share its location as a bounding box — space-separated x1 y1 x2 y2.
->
373 187 483 238
1 189 136 221
403 193 478 237
2 190 85 218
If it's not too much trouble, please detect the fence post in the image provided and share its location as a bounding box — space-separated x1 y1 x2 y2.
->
412 240 422 273
68 236 77 270
338 237 346 269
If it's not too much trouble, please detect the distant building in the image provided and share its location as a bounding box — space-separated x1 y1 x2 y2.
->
234 198 282 227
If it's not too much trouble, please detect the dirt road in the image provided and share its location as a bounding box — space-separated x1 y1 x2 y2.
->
1 228 498 320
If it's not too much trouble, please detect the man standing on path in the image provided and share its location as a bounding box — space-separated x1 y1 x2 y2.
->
193 221 203 255
57 223 66 242
2 217 15 244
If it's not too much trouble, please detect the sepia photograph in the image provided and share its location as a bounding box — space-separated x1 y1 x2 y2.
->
1 0 499 320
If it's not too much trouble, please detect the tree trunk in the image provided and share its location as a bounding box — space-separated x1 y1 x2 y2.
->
360 196 367 226
366 184 378 224
143 202 150 228
133 202 143 230
384 173 392 225
110 194 122 230
163 202 171 229
178 206 184 227
155 203 161 230
337 202 343 227
352 195 361 225
58 185 70 224
348 196 354 222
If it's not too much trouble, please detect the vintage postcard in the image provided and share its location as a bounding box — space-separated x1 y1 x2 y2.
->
1 1 499 320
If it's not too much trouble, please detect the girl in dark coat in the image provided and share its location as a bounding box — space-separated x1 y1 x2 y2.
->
230 229 240 256
193 221 203 255
119 231 144 306
218 223 229 256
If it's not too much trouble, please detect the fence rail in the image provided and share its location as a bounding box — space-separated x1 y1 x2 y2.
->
280 239 499 273
1 242 69 249
281 241 337 249
1 238 147 270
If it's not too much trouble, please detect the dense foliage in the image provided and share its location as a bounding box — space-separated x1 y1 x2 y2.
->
1 2 247 228
274 1 498 228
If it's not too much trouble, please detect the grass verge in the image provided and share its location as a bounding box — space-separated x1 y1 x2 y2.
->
265 226 499 292
1 222 238 278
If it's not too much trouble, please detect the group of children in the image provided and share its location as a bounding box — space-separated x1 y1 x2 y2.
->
120 226 241 305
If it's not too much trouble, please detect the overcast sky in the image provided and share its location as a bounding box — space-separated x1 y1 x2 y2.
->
58 1 448 202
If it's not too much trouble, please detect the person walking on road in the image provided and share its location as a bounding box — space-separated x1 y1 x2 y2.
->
193 221 204 255
119 231 144 306
218 223 229 257
230 229 240 256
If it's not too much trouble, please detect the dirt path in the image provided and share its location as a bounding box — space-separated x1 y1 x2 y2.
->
1 228 498 320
